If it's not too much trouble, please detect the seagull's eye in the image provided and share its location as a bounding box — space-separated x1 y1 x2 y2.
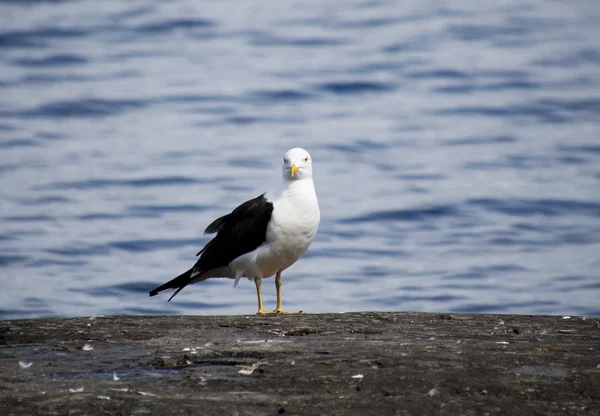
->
283 158 288 164
304 157 309 163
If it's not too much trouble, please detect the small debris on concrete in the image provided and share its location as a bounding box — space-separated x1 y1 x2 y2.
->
238 363 260 376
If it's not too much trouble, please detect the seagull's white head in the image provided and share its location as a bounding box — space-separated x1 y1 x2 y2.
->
282 148 313 181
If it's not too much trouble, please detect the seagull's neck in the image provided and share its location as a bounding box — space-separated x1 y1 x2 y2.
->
280 178 316 199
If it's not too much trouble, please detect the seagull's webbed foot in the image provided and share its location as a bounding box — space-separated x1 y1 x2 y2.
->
256 308 303 315
272 308 303 315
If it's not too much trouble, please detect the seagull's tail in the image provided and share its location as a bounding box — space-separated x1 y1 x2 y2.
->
149 268 194 302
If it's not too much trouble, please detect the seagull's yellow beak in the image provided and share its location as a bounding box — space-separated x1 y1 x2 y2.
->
290 163 299 177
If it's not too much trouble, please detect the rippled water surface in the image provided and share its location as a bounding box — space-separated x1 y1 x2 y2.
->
2 1 600 319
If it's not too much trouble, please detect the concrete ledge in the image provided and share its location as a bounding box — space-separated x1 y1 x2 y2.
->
1 312 599 415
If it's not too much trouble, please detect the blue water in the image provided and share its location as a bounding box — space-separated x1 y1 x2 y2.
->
1 1 599 319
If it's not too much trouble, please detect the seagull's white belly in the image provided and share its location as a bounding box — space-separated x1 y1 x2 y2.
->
258 230 313 277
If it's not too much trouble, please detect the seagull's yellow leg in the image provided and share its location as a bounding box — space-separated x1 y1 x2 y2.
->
255 278 271 315
273 270 302 314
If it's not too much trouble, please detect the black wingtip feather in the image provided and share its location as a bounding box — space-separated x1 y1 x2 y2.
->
167 285 187 302
148 268 194 300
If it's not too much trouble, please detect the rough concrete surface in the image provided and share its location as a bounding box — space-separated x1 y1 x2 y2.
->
0 312 598 415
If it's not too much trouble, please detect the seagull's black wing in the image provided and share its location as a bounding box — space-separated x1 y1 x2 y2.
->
195 193 273 270
204 195 271 234
149 194 274 301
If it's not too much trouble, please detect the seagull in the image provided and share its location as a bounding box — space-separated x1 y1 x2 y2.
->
149 147 320 314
